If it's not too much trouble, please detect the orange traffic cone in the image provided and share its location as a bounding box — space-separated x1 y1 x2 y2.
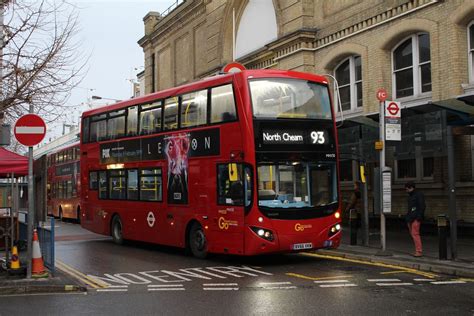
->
32 229 48 278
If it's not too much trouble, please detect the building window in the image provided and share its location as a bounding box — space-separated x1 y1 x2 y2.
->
339 160 354 182
392 33 431 99
395 156 434 181
468 22 474 83
334 56 362 112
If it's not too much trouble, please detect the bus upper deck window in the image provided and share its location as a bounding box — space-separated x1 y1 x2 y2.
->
164 97 179 130
211 84 237 123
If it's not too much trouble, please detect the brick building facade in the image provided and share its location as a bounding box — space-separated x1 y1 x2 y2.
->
139 0 474 224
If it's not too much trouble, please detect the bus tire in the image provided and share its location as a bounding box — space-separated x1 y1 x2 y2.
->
111 215 124 245
189 222 208 259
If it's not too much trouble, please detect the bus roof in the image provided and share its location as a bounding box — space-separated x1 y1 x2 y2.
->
82 69 328 118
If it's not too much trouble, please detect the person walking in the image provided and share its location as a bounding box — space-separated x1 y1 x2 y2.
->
405 181 425 257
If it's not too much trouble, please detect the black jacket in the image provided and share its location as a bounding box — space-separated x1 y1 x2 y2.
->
406 190 426 223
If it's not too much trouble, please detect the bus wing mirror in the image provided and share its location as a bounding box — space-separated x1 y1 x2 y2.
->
228 163 238 181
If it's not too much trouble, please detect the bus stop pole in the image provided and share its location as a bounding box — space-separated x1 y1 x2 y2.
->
379 101 386 252
447 126 457 260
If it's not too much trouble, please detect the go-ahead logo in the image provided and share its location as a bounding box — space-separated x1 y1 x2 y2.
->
294 223 312 232
218 217 238 230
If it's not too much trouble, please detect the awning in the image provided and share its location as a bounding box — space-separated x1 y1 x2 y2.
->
0 147 28 177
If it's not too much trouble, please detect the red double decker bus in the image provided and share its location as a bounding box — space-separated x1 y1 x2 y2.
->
46 143 81 221
80 69 341 257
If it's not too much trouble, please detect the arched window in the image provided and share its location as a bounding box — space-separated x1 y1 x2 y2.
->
334 55 362 112
392 33 431 99
468 22 474 83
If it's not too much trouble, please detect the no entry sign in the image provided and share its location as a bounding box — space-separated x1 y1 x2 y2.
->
14 114 46 147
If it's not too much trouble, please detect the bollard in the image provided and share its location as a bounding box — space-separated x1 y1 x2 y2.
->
437 215 448 260
349 208 358 245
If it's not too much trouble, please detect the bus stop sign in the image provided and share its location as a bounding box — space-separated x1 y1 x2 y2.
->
14 114 46 147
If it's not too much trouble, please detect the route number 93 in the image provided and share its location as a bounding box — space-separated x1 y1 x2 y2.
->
310 131 325 144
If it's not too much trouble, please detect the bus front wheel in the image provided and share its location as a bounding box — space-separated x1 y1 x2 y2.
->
111 215 124 245
189 222 208 259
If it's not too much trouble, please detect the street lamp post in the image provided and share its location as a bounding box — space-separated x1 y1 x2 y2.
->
91 95 121 102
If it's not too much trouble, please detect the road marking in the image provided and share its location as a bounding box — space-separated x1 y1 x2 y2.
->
148 284 184 288
430 281 467 285
302 252 438 279
96 289 128 292
148 288 186 291
203 287 239 291
413 279 433 282
107 285 129 288
367 279 401 282
319 283 357 288
56 260 108 289
314 280 350 284
203 283 238 286
286 273 352 281
381 270 408 275
259 282 292 286
263 286 298 290
376 283 413 286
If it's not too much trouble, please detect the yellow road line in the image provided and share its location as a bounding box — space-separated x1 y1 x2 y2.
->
286 273 352 281
301 252 438 279
380 270 409 275
56 260 108 289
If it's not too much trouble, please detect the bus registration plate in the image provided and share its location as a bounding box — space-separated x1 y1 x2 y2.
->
292 242 313 250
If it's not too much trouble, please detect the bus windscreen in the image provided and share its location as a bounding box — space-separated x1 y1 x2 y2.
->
257 162 337 209
249 78 332 120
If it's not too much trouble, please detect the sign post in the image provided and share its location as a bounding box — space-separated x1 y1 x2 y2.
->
14 113 46 278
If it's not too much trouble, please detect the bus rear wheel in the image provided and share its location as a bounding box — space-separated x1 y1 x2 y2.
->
189 222 208 259
111 215 124 245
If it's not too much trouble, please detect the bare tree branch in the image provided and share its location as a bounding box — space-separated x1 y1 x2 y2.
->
1 0 88 127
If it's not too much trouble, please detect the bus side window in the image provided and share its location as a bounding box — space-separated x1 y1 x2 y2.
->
211 84 237 124
98 171 107 199
140 168 162 201
89 171 98 190
164 97 179 130
127 106 138 136
127 169 138 200
181 90 207 128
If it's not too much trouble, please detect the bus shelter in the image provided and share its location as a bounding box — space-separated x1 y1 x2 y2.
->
338 94 474 260
0 147 27 264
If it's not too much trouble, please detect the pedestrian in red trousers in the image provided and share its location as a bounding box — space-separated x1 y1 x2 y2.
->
405 182 425 257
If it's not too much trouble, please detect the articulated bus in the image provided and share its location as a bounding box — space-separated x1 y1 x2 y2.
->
80 69 341 257
46 143 81 221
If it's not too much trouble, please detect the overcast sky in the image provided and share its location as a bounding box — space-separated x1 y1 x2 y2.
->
52 0 177 138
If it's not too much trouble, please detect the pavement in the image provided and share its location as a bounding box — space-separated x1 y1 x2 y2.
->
319 224 474 278
0 222 473 296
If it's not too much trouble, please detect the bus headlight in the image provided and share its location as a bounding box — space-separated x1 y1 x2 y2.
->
328 223 342 237
250 226 274 241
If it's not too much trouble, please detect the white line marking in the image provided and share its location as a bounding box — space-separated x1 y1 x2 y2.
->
148 288 186 291
368 279 401 282
259 282 292 286
96 289 128 292
430 281 467 285
15 126 45 134
107 285 128 288
203 288 239 291
148 284 184 288
314 280 350 284
263 286 297 290
413 279 434 282
202 283 238 286
376 283 413 286
319 284 357 288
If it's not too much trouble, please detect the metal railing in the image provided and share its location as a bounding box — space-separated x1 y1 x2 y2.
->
161 0 185 17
